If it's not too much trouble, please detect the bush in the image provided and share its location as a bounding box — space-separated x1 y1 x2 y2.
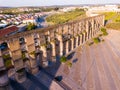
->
101 28 108 36
3 54 11 60
93 37 100 44
60 56 67 63
27 22 37 30
88 42 94 46
4 60 12 68
67 61 72 67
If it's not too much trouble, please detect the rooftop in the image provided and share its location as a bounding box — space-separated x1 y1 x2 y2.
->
0 25 18 38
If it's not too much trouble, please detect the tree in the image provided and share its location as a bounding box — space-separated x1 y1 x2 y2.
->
60 56 67 63
27 22 36 30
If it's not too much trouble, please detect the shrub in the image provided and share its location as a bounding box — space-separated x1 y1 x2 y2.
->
4 60 12 68
101 28 106 32
67 61 72 67
93 37 100 44
3 54 11 60
101 28 108 36
88 42 94 46
103 32 108 36
30 51 35 55
60 56 67 63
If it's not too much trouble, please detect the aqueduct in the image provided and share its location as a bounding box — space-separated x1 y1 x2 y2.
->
0 15 104 89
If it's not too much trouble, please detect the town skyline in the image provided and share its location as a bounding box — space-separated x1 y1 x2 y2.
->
0 0 120 7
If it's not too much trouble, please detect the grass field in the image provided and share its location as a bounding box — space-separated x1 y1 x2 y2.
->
46 9 86 25
102 12 120 30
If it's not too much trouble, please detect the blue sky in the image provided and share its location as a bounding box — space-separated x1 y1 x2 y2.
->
0 0 119 7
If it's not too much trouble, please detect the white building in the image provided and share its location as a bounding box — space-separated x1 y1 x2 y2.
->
22 18 36 24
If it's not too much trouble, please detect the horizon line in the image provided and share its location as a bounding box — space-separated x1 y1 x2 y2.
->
0 3 120 8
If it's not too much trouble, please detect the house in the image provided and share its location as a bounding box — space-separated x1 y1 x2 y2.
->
0 25 18 38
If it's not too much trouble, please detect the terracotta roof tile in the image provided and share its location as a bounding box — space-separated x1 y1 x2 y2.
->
0 26 18 38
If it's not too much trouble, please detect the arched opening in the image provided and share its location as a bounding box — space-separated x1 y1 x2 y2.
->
46 43 52 63
0 42 9 51
19 37 26 45
78 36 80 46
55 39 60 58
0 42 14 70
63 41 66 55
68 39 72 52
35 50 43 67
73 38 76 49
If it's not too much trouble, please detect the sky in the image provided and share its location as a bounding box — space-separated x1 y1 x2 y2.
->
0 0 120 7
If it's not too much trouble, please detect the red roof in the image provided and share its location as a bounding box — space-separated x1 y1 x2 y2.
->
0 25 18 38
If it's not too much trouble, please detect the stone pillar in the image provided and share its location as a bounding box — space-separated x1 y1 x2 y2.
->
86 21 89 40
76 36 79 48
80 34 83 45
46 44 52 63
0 50 10 90
70 38 74 51
51 41 56 62
82 32 86 44
58 35 64 56
35 48 43 67
40 46 48 67
14 58 26 83
51 42 56 57
66 41 69 54
29 58 39 74
92 19 95 37
15 67 26 83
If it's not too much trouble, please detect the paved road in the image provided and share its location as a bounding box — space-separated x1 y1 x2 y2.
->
40 67 72 90
49 30 120 90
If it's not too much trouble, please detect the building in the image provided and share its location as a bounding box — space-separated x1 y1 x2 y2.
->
0 25 18 38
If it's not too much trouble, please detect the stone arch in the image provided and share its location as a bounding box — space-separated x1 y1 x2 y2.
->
0 42 14 71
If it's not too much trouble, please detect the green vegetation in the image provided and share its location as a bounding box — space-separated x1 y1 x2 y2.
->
88 42 94 46
0 7 60 15
103 12 120 30
22 52 26 59
101 28 108 36
46 8 85 25
4 60 12 68
27 23 37 30
3 54 11 60
67 61 72 67
93 37 101 44
106 22 120 30
21 52 29 61
30 51 35 55
103 12 117 21
60 56 67 63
